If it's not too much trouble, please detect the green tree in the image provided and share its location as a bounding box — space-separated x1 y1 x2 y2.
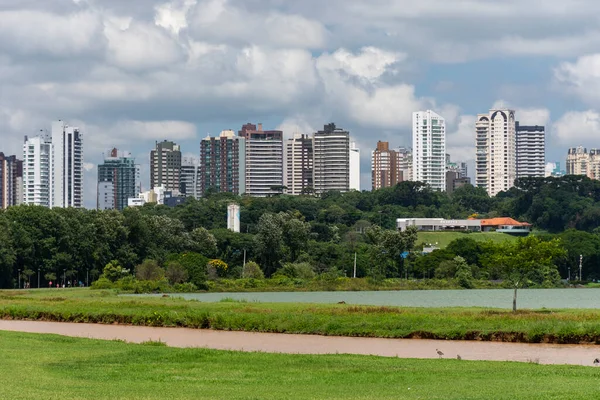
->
254 213 284 276
103 260 128 282
242 261 264 279
191 227 218 257
165 261 188 284
486 237 566 311
135 259 164 281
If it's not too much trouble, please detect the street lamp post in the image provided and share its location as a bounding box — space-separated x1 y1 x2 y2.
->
86 269 89 287
580 255 583 282
63 269 66 287
18 269 21 289
37 269 40 289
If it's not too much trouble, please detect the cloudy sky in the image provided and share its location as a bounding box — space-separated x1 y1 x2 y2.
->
2 0 600 207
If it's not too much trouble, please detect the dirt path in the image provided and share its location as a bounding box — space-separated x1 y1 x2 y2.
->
1 320 598 367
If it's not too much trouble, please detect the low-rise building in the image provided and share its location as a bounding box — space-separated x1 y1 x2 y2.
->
397 218 481 232
478 217 531 234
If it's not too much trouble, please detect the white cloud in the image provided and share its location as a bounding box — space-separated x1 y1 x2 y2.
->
552 110 600 144
446 115 476 163
0 10 104 57
104 21 185 70
555 54 600 105
154 0 196 34
317 47 404 81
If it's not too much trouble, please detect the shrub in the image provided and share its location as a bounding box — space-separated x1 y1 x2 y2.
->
133 279 170 294
206 259 228 280
177 252 208 288
115 275 137 291
173 282 197 293
278 262 315 280
103 260 129 282
454 256 474 289
242 261 264 279
91 277 114 289
135 260 164 281
165 261 188 284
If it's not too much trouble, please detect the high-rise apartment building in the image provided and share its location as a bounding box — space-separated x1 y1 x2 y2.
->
180 157 200 199
349 142 361 191
285 133 313 195
0 153 23 209
412 110 446 191
200 130 246 196
371 141 404 190
313 123 351 194
397 147 413 182
51 120 83 208
23 133 52 207
239 123 283 197
97 148 138 211
150 140 181 193
516 123 545 179
566 147 600 179
475 109 517 196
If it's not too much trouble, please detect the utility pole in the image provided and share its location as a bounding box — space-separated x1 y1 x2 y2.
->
353 252 357 278
579 254 583 282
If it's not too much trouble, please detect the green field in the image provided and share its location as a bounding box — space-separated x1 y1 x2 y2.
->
1 330 598 400
3 289 600 343
417 231 518 248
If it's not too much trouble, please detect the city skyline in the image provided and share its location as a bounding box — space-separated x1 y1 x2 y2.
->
3 2 600 207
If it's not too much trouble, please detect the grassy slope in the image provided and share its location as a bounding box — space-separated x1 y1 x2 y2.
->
417 231 518 248
1 330 599 400
3 289 600 343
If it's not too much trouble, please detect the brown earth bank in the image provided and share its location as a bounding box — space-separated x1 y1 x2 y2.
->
1 320 599 367
2 310 600 345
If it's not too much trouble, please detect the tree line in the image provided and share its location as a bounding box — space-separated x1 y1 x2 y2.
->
1 175 599 289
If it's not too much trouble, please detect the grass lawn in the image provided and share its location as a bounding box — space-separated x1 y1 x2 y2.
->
1 330 599 400
417 231 518 248
3 289 600 343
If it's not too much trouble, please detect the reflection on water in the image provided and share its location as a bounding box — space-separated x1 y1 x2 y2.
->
0 320 598 367
132 289 600 309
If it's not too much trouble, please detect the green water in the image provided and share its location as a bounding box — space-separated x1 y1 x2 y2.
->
136 289 600 309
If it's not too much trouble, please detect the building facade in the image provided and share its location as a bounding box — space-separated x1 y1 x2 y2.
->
349 142 361 191
51 120 83 208
516 123 545 179
566 147 600 179
475 109 517 196
285 133 313 195
313 123 350 194
239 123 283 197
200 130 246 196
180 157 200 198
371 141 404 190
23 133 52 207
97 148 138 211
412 110 446 191
0 153 23 209
150 140 181 193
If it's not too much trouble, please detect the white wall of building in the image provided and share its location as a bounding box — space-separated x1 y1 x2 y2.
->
349 141 361 191
412 110 446 191
23 134 52 207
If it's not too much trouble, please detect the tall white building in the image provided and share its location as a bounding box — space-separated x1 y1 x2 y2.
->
239 123 284 197
412 110 446 191
23 133 52 207
313 123 351 194
516 123 546 179
51 120 83 208
180 157 200 198
285 133 313 195
349 142 361 191
476 109 516 196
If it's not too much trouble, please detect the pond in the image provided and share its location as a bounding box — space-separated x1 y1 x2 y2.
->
133 288 600 309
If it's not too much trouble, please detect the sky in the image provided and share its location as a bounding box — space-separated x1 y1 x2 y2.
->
2 0 600 208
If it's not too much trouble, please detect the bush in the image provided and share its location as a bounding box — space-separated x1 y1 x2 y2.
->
103 260 129 282
135 260 164 281
242 261 264 279
454 256 474 289
133 279 170 294
278 262 315 280
177 252 208 288
165 261 188 284
173 282 197 293
115 276 137 291
207 259 228 280
91 277 114 289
